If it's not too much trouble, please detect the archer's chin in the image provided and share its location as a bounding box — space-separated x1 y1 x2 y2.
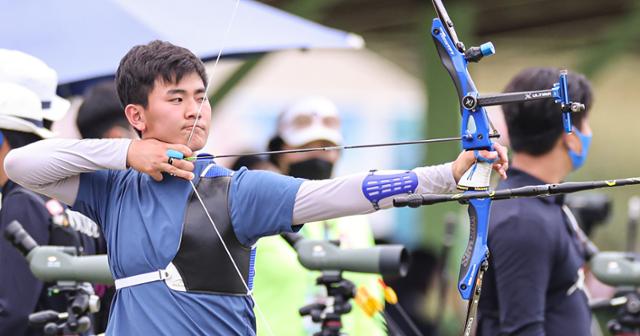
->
188 137 208 152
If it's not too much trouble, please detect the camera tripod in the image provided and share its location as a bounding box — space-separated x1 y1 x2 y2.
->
29 281 100 336
299 271 356 336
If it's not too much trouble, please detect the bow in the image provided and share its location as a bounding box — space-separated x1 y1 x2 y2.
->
423 0 589 333
390 1 640 333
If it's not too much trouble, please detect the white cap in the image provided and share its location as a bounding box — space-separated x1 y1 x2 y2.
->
0 82 54 139
0 49 70 121
278 97 342 147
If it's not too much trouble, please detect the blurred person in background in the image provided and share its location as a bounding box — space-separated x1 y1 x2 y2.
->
0 82 100 335
230 154 280 173
252 97 387 336
477 67 594 336
0 49 70 130
76 80 137 140
0 50 105 335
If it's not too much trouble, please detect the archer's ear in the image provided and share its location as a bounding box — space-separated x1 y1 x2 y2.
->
562 132 582 154
124 104 146 134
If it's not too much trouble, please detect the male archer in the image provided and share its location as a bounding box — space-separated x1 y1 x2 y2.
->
6 40 508 335
477 67 594 335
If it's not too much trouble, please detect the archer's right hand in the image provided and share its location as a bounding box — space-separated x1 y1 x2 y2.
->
126 139 194 181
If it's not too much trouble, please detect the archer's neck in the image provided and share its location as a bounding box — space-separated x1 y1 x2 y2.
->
511 145 572 184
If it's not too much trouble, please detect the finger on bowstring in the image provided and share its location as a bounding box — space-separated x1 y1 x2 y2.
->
166 144 193 158
171 158 195 173
160 163 194 181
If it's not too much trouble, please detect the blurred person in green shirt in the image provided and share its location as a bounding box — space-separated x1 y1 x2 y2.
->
253 97 386 336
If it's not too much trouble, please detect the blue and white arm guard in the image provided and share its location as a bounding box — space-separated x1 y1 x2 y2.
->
362 170 419 210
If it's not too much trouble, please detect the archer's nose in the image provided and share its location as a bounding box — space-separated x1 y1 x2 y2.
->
185 98 201 120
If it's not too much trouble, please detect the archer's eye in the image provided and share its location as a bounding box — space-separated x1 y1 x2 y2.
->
170 97 183 103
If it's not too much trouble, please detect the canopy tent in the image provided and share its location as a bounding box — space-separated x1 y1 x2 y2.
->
0 0 364 94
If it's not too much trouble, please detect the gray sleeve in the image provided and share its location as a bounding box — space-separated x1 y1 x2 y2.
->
4 138 131 205
292 162 456 224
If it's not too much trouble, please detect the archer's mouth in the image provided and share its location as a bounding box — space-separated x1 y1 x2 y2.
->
183 125 206 132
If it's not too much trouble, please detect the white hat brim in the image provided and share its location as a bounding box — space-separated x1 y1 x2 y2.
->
0 115 54 139
281 125 343 147
43 95 70 121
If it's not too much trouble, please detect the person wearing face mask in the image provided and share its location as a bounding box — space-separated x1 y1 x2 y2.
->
252 97 386 336
477 68 595 336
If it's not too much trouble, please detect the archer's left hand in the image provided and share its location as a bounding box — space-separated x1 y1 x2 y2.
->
451 143 509 183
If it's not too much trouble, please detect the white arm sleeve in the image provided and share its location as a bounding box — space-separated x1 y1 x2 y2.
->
4 138 131 205
293 162 456 224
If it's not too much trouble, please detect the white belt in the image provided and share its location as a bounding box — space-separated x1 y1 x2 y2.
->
114 262 186 291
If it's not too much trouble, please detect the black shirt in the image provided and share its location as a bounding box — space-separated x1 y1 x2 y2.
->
0 180 101 335
477 169 591 336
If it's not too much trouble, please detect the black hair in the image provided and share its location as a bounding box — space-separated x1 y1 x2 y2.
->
231 155 269 171
267 135 284 166
76 81 130 139
503 67 593 156
1 129 41 149
115 40 208 109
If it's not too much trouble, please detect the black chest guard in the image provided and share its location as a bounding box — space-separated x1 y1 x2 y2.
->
172 175 251 295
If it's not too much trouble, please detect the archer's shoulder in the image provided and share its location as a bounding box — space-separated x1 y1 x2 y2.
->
229 168 304 198
490 197 563 241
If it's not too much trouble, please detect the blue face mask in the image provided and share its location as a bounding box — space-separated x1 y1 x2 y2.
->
568 126 592 171
0 131 3 148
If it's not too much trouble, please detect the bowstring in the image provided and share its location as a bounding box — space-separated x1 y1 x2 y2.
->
184 1 274 335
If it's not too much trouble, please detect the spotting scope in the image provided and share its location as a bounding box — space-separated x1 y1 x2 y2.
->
591 252 640 287
4 220 113 284
281 233 409 276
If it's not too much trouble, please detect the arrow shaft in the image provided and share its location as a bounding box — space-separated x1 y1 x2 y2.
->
189 134 500 161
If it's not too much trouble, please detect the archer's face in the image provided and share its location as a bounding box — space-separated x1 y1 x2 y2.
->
141 72 211 151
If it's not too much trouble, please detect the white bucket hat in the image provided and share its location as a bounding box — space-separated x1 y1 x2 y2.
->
0 82 54 139
0 49 70 122
278 97 342 147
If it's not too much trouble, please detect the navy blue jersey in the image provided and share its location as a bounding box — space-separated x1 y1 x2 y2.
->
477 169 591 336
72 160 303 335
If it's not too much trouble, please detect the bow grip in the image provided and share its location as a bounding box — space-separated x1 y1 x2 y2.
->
458 150 495 191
